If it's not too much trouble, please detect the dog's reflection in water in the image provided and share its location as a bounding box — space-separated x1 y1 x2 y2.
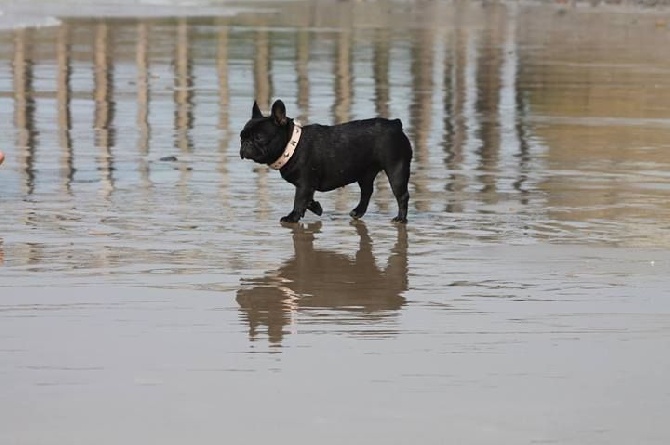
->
237 222 408 345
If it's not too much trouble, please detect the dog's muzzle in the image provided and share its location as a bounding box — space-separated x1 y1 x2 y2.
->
240 143 253 159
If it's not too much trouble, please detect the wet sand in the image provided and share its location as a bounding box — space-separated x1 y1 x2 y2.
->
1 1 670 444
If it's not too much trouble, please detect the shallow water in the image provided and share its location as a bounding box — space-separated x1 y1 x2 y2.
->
1 1 670 443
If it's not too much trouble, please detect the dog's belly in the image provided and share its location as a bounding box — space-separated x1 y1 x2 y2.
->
315 178 356 192
314 162 377 192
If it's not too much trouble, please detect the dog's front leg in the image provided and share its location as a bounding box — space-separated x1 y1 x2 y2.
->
280 186 315 223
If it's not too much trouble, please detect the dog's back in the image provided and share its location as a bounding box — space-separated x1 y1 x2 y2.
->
304 117 411 159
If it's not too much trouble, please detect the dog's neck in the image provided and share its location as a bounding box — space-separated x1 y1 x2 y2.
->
269 120 302 170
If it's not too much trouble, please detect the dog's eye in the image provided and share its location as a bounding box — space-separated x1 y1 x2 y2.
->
254 133 264 142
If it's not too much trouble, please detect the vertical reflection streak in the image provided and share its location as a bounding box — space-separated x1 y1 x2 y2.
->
295 28 310 122
499 7 519 159
253 26 272 219
373 28 391 210
444 5 471 214
173 18 194 204
443 25 460 213
333 27 353 213
174 18 194 155
499 5 524 204
13 29 36 196
409 22 434 212
475 5 504 203
217 22 230 212
374 28 390 119
253 27 271 111
463 27 479 201
56 24 74 195
333 29 352 125
514 77 532 206
136 20 152 193
504 7 531 204
93 21 115 197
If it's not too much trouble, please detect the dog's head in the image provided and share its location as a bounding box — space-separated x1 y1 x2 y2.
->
240 100 290 164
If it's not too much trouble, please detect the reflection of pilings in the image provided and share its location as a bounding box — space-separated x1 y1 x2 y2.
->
410 28 434 164
136 21 151 191
442 36 458 212
137 21 150 156
444 11 469 214
373 28 390 118
409 24 435 212
475 4 505 201
295 29 310 121
56 24 74 194
333 28 353 212
174 18 194 153
333 30 352 124
12 29 35 195
173 18 194 200
93 22 115 195
513 87 531 205
373 28 392 208
217 23 230 209
505 10 530 205
253 27 272 218
217 24 230 133
254 28 272 109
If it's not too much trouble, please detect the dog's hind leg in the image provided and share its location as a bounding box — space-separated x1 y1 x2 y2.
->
386 162 410 224
350 170 378 220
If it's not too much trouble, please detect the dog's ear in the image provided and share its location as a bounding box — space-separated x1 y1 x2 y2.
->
252 101 263 119
271 100 287 126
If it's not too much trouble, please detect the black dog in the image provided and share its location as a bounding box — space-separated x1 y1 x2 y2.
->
240 100 413 223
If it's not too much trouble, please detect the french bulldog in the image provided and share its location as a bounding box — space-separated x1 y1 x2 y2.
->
240 100 413 223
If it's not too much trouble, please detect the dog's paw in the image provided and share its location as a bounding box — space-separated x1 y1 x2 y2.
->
280 212 301 224
307 200 323 216
349 209 365 220
391 216 408 224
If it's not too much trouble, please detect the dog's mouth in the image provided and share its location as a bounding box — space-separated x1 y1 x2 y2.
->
240 143 254 160
240 144 266 163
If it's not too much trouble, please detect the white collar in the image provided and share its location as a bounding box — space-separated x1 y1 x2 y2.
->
270 121 302 170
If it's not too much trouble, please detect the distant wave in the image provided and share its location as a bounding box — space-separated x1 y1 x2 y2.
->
0 10 62 30
0 2 276 26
